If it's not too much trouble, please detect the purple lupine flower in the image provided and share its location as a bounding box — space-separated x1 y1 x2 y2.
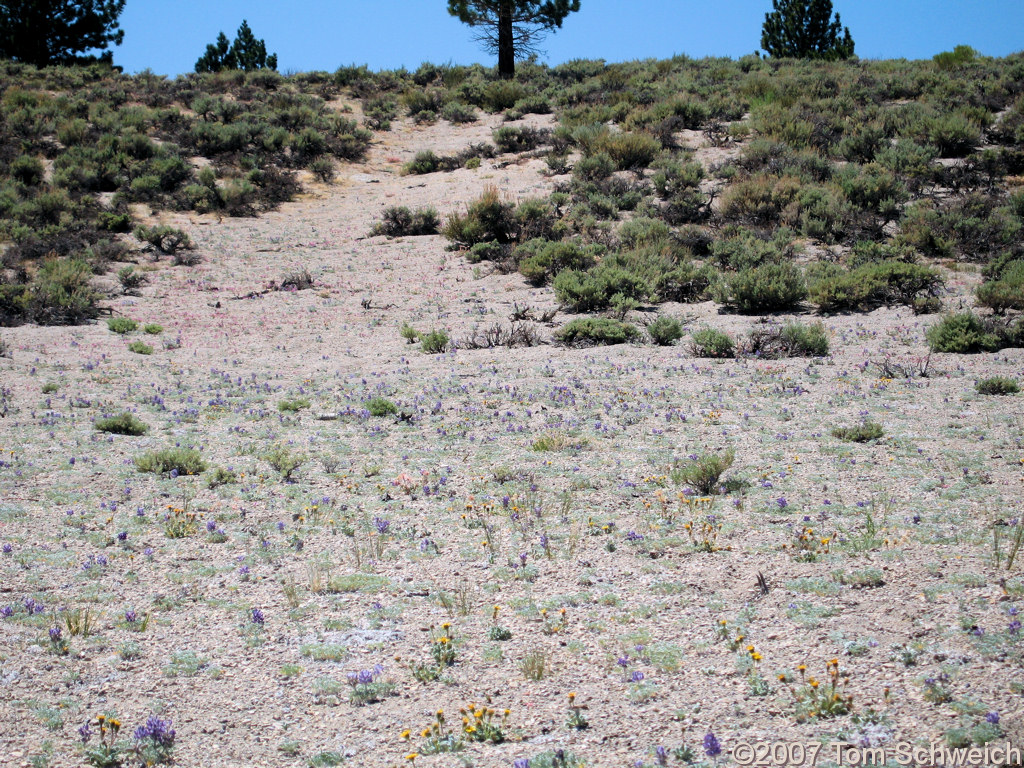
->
1 606 12 617
251 608 264 624
626 531 643 542
125 610 137 623
49 626 62 642
2 543 11 553
117 531 128 541
78 722 92 743
703 731 722 757
134 716 175 747
617 655 630 668
513 760 531 768
239 565 250 576
655 745 668 766
373 517 390 535
630 670 645 682
1009 620 1022 635
776 497 788 508
987 712 1000 724
206 520 217 532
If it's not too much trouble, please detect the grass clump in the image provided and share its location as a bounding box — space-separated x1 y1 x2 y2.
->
674 449 735 494
976 376 1019 395
690 327 735 358
278 397 311 412
106 317 138 334
94 412 148 436
926 313 1001 353
831 422 884 442
135 448 207 476
555 318 640 347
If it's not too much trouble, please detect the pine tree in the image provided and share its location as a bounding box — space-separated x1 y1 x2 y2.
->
0 0 126 67
447 0 581 79
195 20 278 74
760 0 855 61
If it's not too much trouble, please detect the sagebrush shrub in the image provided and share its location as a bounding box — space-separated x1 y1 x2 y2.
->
975 376 1019 395
367 396 398 417
371 206 440 238
555 317 640 346
420 330 449 354
715 262 806 314
95 412 148 436
832 422 884 442
690 327 735 358
925 313 1000 353
135 448 206 475
676 449 735 495
403 150 441 175
442 187 518 247
647 315 684 346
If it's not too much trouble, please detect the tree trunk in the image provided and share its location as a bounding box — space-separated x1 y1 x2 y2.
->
497 0 515 79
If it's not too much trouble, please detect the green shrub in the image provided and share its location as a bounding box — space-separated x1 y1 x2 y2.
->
555 317 640 346
715 262 806 314
492 126 549 153
117 267 148 294
134 225 194 255
976 261 1024 313
403 150 441 175
128 340 154 354
552 266 650 313
94 412 149 436
975 376 1019 395
572 152 615 181
20 257 100 325
278 397 311 412
10 155 45 186
516 239 600 285
135 448 207 475
309 157 335 182
442 102 477 123
779 321 830 356
107 317 138 334
676 449 735 494
807 260 944 312
647 315 684 346
366 397 398 417
599 132 661 172
925 112 981 157
926 313 1001 353
143 323 163 334
420 330 449 354
832 422 884 442
654 260 718 303
442 187 517 247
690 327 735 358
263 446 305 481
371 206 440 237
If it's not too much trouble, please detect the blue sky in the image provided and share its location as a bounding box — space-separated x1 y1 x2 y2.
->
116 1 1024 76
